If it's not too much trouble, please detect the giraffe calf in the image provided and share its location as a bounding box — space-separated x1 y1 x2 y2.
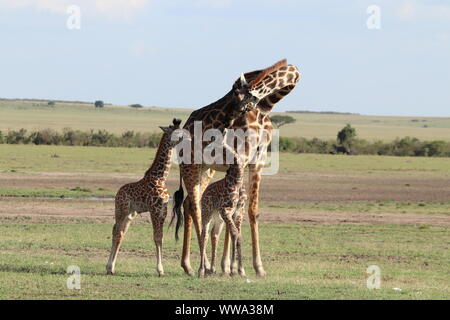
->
106 118 182 277
198 144 246 278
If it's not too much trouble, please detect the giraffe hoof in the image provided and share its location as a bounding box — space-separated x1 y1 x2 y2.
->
106 270 114 276
256 269 267 278
186 270 195 277
158 272 165 277
205 267 216 275
182 264 195 277
198 270 206 278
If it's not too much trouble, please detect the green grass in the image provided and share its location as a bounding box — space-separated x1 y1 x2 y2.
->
1 144 450 176
0 216 448 299
264 200 450 216
0 187 114 198
0 100 191 135
281 113 450 141
1 99 450 141
278 152 450 176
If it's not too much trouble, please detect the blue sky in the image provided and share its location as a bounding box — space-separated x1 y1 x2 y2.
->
0 0 449 116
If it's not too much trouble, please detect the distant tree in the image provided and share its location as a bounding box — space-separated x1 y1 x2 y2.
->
337 124 357 149
270 115 296 128
94 100 104 108
130 104 143 108
47 101 55 106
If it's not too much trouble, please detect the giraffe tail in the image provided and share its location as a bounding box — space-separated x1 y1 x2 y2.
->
170 173 184 241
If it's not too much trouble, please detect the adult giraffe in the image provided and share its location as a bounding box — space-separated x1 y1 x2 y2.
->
173 59 301 277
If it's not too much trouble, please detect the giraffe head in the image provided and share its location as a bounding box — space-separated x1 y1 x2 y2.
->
230 74 260 116
235 59 301 112
159 118 183 146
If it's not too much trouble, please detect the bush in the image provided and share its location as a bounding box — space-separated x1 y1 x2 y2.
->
6 129 28 144
130 104 143 108
29 129 62 145
1 127 450 158
94 100 104 108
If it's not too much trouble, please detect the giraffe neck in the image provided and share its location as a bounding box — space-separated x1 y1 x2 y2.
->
144 133 173 182
185 90 241 130
224 150 244 192
249 64 300 115
256 84 297 115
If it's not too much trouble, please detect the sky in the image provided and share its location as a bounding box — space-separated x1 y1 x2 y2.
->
0 0 449 116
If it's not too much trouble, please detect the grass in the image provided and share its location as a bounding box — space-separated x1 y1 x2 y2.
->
0 187 114 198
0 216 448 299
264 200 450 216
1 144 450 177
281 112 450 141
1 99 450 141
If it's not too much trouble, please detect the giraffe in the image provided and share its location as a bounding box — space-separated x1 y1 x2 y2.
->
172 59 301 277
199 139 247 278
207 186 246 276
106 118 183 276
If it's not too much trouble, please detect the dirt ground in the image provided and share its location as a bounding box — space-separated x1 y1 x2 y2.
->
1 172 449 226
1 199 449 227
2 171 450 202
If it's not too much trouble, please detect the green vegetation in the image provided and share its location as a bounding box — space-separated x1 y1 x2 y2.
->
0 216 448 299
2 127 450 157
264 201 450 216
94 100 104 108
0 187 114 198
279 136 450 157
270 115 296 128
337 124 356 148
1 99 450 141
0 99 191 135
0 128 162 148
2 144 450 176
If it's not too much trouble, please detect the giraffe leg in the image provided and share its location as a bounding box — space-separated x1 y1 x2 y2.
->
208 220 223 274
150 203 167 277
248 164 266 277
180 167 214 276
234 206 246 277
181 193 210 275
106 203 133 275
221 224 231 275
198 218 211 278
220 208 239 276
181 198 194 276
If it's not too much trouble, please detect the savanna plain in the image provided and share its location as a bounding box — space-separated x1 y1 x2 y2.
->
0 101 449 299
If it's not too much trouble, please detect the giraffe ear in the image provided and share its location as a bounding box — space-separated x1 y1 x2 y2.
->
159 126 169 133
172 118 182 128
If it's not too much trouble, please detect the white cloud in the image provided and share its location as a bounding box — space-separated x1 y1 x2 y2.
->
0 0 150 18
